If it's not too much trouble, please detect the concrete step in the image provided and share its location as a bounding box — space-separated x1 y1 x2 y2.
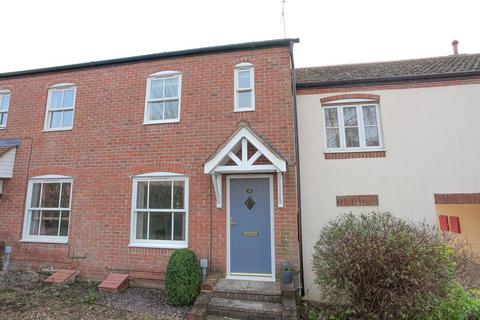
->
208 297 282 320
98 273 129 293
44 269 77 285
213 279 281 303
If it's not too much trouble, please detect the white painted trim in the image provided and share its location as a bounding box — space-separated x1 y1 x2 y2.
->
234 65 255 112
129 174 189 248
214 164 278 173
226 175 275 282
204 126 287 174
277 172 283 208
212 174 222 208
323 103 384 152
30 175 72 179
22 177 73 244
0 89 10 93
0 180 3 194
135 172 186 178
322 98 378 105
235 62 254 68
148 70 181 77
43 85 77 131
143 73 182 125
49 83 76 89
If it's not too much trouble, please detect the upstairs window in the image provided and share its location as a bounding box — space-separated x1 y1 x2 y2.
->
144 72 182 124
234 63 255 111
323 104 382 150
0 90 10 128
22 176 72 243
45 84 76 131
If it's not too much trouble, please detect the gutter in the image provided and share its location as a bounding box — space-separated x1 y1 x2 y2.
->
296 70 480 89
289 41 306 296
0 38 299 79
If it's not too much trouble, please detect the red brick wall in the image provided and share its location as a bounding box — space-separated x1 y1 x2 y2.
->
0 46 299 281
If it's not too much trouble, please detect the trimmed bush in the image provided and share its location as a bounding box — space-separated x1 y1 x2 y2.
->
165 248 202 306
313 212 456 319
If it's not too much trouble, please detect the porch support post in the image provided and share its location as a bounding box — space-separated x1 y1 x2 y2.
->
277 171 283 208
211 174 223 208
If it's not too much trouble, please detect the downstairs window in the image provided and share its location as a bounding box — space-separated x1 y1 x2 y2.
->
130 174 188 248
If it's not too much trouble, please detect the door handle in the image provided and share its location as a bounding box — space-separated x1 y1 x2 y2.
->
230 217 237 226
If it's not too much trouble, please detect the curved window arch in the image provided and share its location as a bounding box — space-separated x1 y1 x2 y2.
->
130 172 189 248
0 89 11 128
22 175 73 243
144 71 182 124
234 63 255 112
44 83 77 131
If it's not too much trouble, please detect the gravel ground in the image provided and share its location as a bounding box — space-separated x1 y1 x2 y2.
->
0 269 190 320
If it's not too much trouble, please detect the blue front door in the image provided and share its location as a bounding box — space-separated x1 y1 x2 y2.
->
229 177 272 277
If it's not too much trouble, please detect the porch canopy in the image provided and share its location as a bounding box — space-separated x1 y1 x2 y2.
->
0 139 21 193
204 123 287 208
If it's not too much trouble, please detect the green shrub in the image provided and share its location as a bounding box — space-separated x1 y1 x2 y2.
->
313 212 456 319
419 284 480 320
165 248 202 306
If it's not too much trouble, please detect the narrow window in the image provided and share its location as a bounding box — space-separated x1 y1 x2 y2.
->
234 63 255 111
0 90 10 128
144 72 181 124
22 177 72 243
323 104 382 150
45 84 76 131
131 175 188 248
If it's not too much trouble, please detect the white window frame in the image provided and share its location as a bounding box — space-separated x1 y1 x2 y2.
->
21 175 73 244
44 83 77 132
234 63 255 112
0 90 10 129
322 103 383 152
144 71 182 125
129 173 189 249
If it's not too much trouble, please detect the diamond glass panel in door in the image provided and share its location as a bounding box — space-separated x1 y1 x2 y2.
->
324 108 340 148
343 107 360 148
362 106 380 147
0 93 10 127
244 196 256 212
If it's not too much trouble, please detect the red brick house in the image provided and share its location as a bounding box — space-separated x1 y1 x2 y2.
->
0 39 300 285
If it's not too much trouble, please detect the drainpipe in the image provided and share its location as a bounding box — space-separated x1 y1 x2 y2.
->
289 40 305 296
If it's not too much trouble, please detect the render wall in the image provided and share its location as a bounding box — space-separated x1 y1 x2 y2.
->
297 80 480 299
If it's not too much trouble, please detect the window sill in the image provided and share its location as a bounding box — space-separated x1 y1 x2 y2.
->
0 127 6 130
325 149 386 160
42 127 73 133
143 119 180 125
233 108 255 113
129 242 187 249
20 237 68 244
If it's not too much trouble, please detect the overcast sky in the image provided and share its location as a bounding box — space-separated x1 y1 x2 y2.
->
1 0 479 73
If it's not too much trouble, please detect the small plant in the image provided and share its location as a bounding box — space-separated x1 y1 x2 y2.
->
83 290 100 304
165 248 202 306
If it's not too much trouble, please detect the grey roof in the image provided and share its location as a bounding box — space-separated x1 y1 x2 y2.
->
296 53 480 87
0 38 299 79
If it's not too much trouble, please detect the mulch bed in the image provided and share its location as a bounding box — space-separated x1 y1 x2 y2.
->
0 269 190 320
